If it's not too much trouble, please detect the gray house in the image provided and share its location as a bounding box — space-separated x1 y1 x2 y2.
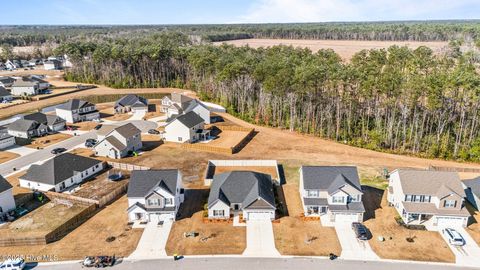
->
299 166 365 224
23 112 66 132
127 170 185 223
207 171 276 221
0 87 13 102
464 177 480 210
19 153 104 192
0 76 15 88
7 119 48 139
94 123 142 159
55 99 100 123
11 77 39 96
114 94 148 114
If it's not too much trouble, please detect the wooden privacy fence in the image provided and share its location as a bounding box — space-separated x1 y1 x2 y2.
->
45 191 97 206
96 181 128 208
108 161 150 171
182 143 233 154
182 127 255 155
31 85 96 101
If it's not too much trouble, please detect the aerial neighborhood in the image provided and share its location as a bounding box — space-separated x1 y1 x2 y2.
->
1 16 480 270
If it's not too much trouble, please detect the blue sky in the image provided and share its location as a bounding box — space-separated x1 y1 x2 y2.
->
1 0 479 25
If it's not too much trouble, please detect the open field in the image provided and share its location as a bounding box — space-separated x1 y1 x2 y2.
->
273 184 341 256
25 133 72 149
0 195 143 261
363 187 455 262
166 189 246 255
0 151 20 164
215 39 449 61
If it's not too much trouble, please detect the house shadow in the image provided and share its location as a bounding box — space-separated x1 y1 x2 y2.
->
362 186 384 221
100 112 114 118
142 139 163 151
274 184 289 218
232 130 258 154
176 189 209 221
277 164 287 185
147 104 156 112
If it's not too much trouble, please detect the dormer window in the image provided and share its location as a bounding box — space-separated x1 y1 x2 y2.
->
307 190 319 197
444 200 456 208
332 196 345 203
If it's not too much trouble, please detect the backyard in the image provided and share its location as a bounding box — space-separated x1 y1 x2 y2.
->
0 151 20 164
25 133 72 149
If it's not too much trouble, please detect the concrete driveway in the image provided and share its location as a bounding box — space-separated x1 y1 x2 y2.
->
4 145 38 156
128 221 173 260
109 120 157 133
129 110 146 121
438 227 480 267
243 220 280 257
334 223 379 260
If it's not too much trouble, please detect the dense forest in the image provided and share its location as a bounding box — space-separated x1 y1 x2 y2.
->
54 32 480 161
1 20 480 46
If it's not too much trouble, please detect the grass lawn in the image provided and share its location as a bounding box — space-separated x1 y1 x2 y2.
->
166 189 246 255
363 187 455 263
0 151 20 164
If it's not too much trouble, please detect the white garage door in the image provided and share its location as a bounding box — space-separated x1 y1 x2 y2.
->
334 213 359 223
436 216 465 228
149 213 174 223
247 212 272 221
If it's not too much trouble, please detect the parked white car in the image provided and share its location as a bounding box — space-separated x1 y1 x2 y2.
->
442 228 465 246
0 258 25 270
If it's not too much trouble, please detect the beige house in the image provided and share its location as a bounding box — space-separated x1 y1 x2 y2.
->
387 169 470 228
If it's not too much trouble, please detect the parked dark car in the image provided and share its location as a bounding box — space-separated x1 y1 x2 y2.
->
148 129 160 135
51 147 66 154
94 124 103 130
351 222 368 240
85 138 97 148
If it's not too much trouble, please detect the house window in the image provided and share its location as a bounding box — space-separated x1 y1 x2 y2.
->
307 206 319 214
405 195 412 202
165 198 173 205
148 199 161 206
332 196 344 203
178 137 182 142
307 190 319 197
444 200 456 208
414 195 421 202
213 210 224 217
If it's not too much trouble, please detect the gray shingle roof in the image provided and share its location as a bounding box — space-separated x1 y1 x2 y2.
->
127 170 179 198
301 166 362 193
8 119 39 132
113 123 141 138
0 175 13 193
57 99 95 111
208 171 275 210
395 169 465 197
463 178 480 197
115 94 148 108
12 77 37 87
171 93 193 105
169 111 204 128
20 153 102 186
329 202 365 213
0 86 11 97
23 112 65 126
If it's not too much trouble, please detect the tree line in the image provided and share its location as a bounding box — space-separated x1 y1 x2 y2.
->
55 33 480 161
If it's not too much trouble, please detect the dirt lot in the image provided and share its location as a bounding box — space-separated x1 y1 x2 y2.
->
465 203 480 245
363 187 455 262
71 169 129 201
208 128 250 149
166 189 246 255
25 133 72 149
273 183 341 256
213 166 279 180
0 99 29 109
98 105 132 122
0 151 20 164
0 201 88 237
0 195 143 261
215 39 448 61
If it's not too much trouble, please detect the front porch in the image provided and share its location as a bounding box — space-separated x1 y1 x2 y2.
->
402 209 434 225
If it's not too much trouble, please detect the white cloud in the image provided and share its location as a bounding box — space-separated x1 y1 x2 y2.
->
236 0 480 23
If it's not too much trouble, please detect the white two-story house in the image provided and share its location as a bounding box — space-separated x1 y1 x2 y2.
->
163 111 210 143
55 99 100 123
127 169 185 224
387 169 470 228
161 93 211 124
0 175 15 216
93 123 142 159
299 166 365 224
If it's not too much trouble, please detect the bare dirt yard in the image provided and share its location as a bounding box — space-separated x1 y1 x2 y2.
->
98 104 132 122
71 169 129 201
363 187 455 262
207 127 251 149
166 189 246 255
0 195 143 261
465 203 480 245
215 39 448 61
0 151 20 164
213 166 279 179
25 133 72 149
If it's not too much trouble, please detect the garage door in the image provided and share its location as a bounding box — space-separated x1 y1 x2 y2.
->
436 216 465 228
334 213 359 223
149 213 174 223
247 212 272 221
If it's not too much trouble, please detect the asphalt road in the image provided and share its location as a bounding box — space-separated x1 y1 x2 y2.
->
31 257 479 270
0 131 96 175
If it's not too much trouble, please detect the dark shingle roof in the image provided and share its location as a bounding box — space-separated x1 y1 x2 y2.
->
170 111 204 128
127 170 179 198
301 166 362 193
23 112 64 126
171 93 193 105
57 99 94 111
0 175 13 193
464 178 480 197
115 94 148 108
8 119 39 132
113 123 141 138
12 77 37 87
208 171 275 210
105 136 126 150
0 86 11 97
20 153 102 185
